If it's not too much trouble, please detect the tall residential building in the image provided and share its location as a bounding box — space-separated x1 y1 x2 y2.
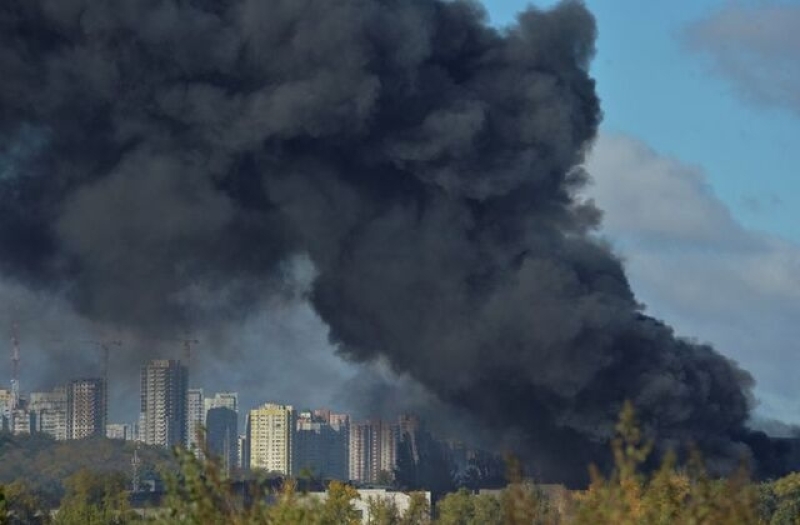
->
68 378 106 439
294 410 349 480
29 386 68 440
397 414 421 463
349 419 398 484
204 392 238 416
247 403 295 475
206 406 238 475
0 388 14 431
10 407 33 435
140 359 188 448
186 388 204 452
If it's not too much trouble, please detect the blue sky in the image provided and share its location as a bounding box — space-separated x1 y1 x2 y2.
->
487 0 800 241
484 0 800 426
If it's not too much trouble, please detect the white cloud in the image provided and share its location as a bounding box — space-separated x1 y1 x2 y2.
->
584 133 800 422
684 2 800 115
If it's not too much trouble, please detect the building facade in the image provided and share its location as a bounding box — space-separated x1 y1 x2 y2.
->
186 388 204 452
294 410 349 480
29 386 68 440
204 392 238 415
106 423 134 440
140 359 188 448
206 406 238 475
67 378 106 439
349 419 398 484
247 403 295 475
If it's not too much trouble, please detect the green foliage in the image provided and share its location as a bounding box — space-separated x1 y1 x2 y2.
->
574 401 758 525
436 488 490 525
158 447 363 525
4 480 49 524
0 485 7 525
367 495 401 525
0 432 173 507
403 492 431 525
53 468 134 525
760 472 800 525
11 403 800 524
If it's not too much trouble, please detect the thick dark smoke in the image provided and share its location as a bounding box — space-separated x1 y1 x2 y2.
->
0 0 758 481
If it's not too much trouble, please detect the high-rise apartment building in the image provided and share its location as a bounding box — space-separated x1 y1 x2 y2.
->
30 386 68 440
206 406 238 475
349 419 398 483
10 407 32 435
294 410 349 480
247 403 295 475
68 378 106 439
186 388 204 452
140 359 188 448
204 392 238 415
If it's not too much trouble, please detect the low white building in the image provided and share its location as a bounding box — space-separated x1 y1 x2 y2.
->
307 488 431 524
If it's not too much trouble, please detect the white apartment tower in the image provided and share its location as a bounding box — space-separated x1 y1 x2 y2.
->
140 359 188 448
247 403 295 476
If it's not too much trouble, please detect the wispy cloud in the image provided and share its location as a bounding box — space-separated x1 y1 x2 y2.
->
585 133 800 422
684 2 800 115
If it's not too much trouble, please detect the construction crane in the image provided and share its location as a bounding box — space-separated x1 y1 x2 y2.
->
51 338 122 427
164 337 199 368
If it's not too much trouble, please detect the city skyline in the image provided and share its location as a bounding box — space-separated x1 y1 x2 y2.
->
0 0 796 484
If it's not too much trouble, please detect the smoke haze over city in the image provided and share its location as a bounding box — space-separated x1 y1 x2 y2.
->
0 0 767 482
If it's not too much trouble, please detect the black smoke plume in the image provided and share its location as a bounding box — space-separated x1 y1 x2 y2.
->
0 0 757 482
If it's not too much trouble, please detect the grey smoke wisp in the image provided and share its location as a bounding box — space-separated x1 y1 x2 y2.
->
0 0 756 481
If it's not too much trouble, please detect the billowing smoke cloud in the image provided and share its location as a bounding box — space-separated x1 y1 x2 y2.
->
0 0 757 481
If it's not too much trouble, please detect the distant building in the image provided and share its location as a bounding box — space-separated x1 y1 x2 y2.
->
294 410 348 480
349 419 397 484
30 386 68 440
397 414 421 463
238 433 248 470
68 378 106 439
206 406 238 475
306 488 431 524
247 403 295 475
204 392 238 415
186 388 204 453
106 423 134 440
140 359 188 448
0 388 12 416
10 407 33 435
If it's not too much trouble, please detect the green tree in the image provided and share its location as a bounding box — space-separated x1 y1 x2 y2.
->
436 488 476 525
762 472 800 525
573 401 759 525
402 492 431 525
4 481 49 524
0 485 8 525
54 468 132 525
367 495 401 525
317 481 360 525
